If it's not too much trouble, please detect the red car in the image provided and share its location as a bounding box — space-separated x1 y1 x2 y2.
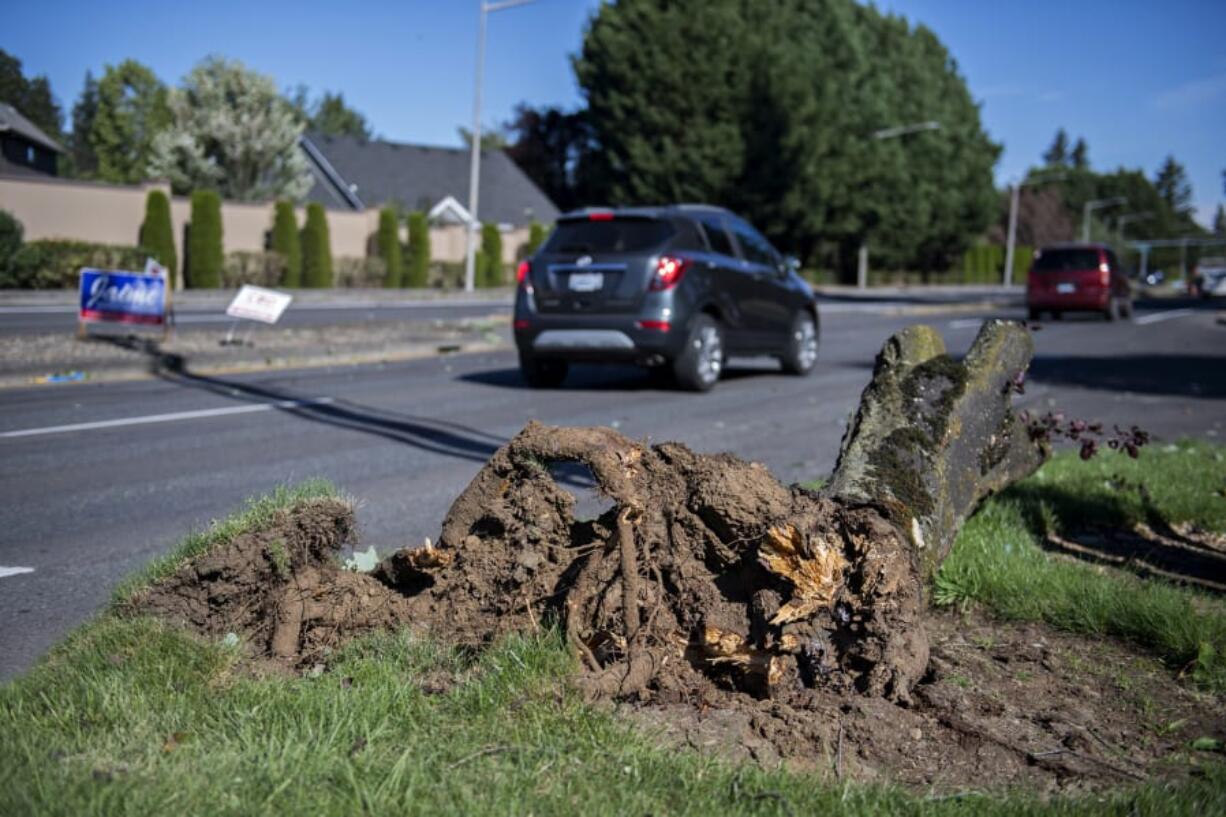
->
1026 243 1133 321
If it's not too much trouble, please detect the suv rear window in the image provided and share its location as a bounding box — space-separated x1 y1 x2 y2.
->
543 218 674 254
1033 248 1101 272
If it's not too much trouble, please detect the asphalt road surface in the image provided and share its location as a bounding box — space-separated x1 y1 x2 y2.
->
2 300 1223 680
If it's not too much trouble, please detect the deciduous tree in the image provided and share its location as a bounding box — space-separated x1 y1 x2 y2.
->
88 61 171 183
149 57 312 201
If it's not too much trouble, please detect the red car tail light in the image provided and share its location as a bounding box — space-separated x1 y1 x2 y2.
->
588 210 614 221
636 319 671 331
516 260 530 285
1098 260 1110 287
650 256 691 291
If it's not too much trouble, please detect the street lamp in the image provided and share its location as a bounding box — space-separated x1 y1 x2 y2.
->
1002 172 1065 287
1081 196 1127 243
857 121 943 288
464 0 537 293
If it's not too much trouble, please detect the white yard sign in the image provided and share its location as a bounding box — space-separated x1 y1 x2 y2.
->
225 285 293 324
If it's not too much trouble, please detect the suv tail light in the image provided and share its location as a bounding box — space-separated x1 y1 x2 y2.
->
516 260 530 285
1098 260 1110 287
650 256 691 291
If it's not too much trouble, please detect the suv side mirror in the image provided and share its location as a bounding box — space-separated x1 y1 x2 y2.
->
783 256 801 276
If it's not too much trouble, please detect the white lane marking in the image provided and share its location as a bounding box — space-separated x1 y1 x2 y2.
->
948 318 985 329
0 397 334 440
0 567 35 578
1134 308 1194 326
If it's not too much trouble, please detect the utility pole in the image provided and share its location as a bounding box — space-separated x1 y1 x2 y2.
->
1081 197 1127 243
859 121 942 289
1003 173 1064 287
464 0 537 293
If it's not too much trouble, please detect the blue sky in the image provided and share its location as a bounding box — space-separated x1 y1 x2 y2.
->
4 0 1224 225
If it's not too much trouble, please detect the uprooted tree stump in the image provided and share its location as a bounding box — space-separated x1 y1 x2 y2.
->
375 319 1048 702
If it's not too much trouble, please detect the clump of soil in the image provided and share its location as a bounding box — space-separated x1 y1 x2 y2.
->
125 498 412 664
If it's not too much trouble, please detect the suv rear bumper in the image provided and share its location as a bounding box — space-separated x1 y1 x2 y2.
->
513 311 685 364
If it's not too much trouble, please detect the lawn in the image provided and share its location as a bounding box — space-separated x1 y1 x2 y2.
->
2 443 1223 816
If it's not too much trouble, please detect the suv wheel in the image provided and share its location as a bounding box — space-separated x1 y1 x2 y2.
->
779 311 819 375
673 315 724 392
519 353 568 388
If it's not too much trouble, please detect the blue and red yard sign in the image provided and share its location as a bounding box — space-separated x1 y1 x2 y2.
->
78 268 167 325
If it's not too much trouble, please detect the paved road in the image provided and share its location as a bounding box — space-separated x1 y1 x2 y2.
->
0 300 514 336
1 300 1223 679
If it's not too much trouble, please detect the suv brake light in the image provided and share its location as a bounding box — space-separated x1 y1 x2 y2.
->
516 260 530 285
1099 260 1110 287
650 256 691 291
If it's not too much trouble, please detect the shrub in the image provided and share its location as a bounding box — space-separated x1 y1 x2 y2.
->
139 190 177 277
526 220 547 255
270 200 301 287
479 223 503 287
300 203 333 288
187 189 223 288
0 209 23 277
333 256 386 288
405 210 430 288
221 251 288 288
376 207 402 288
1 240 153 289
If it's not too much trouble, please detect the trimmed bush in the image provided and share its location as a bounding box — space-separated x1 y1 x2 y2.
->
222 251 288 288
0 209 24 277
187 190 223 288
479 223 503 287
270 200 301 287
334 256 387 289
526 221 547 255
300 203 333 288
139 190 177 277
405 211 430 288
377 207 402 288
2 240 152 289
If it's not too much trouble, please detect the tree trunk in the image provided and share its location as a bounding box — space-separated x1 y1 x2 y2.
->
381 320 1047 702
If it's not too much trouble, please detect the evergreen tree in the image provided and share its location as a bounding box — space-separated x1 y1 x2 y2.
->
1153 155 1193 218
70 72 99 176
270 200 301 287
187 190 223 288
140 190 177 276
1042 129 1069 166
526 221 547 255
1070 138 1089 170
300 203 333 288
0 49 63 142
1213 205 1225 237
405 210 430 287
377 207 402 287
89 60 171 184
480 223 503 287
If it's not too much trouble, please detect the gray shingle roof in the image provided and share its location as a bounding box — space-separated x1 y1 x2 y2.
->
0 101 64 154
301 133 558 225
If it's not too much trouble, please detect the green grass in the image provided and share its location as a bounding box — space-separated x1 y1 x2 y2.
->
3 448 1226 815
109 479 339 606
935 441 1226 691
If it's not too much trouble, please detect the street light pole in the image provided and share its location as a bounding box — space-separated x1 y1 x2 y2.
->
464 0 537 293
1002 172 1064 287
1081 196 1127 243
859 120 942 289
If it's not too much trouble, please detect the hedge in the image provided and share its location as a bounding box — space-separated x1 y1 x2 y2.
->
270 201 301 287
333 256 387 289
405 210 429 288
187 190 223 288
222 251 288 289
377 207 402 288
479 223 503 287
1 209 25 275
140 190 177 277
0 240 153 289
301 203 333 288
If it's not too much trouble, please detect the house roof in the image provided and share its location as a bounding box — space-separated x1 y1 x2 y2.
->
301 133 558 225
0 102 64 154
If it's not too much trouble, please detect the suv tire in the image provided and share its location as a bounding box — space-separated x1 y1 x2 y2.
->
672 315 724 392
779 311 819 375
519 353 568 388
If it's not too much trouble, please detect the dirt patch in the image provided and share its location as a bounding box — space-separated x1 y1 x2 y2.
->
623 608 1225 793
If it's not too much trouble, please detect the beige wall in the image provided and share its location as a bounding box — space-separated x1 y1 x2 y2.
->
0 174 529 277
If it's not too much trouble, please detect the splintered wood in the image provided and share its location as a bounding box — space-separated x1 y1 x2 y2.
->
758 525 848 625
